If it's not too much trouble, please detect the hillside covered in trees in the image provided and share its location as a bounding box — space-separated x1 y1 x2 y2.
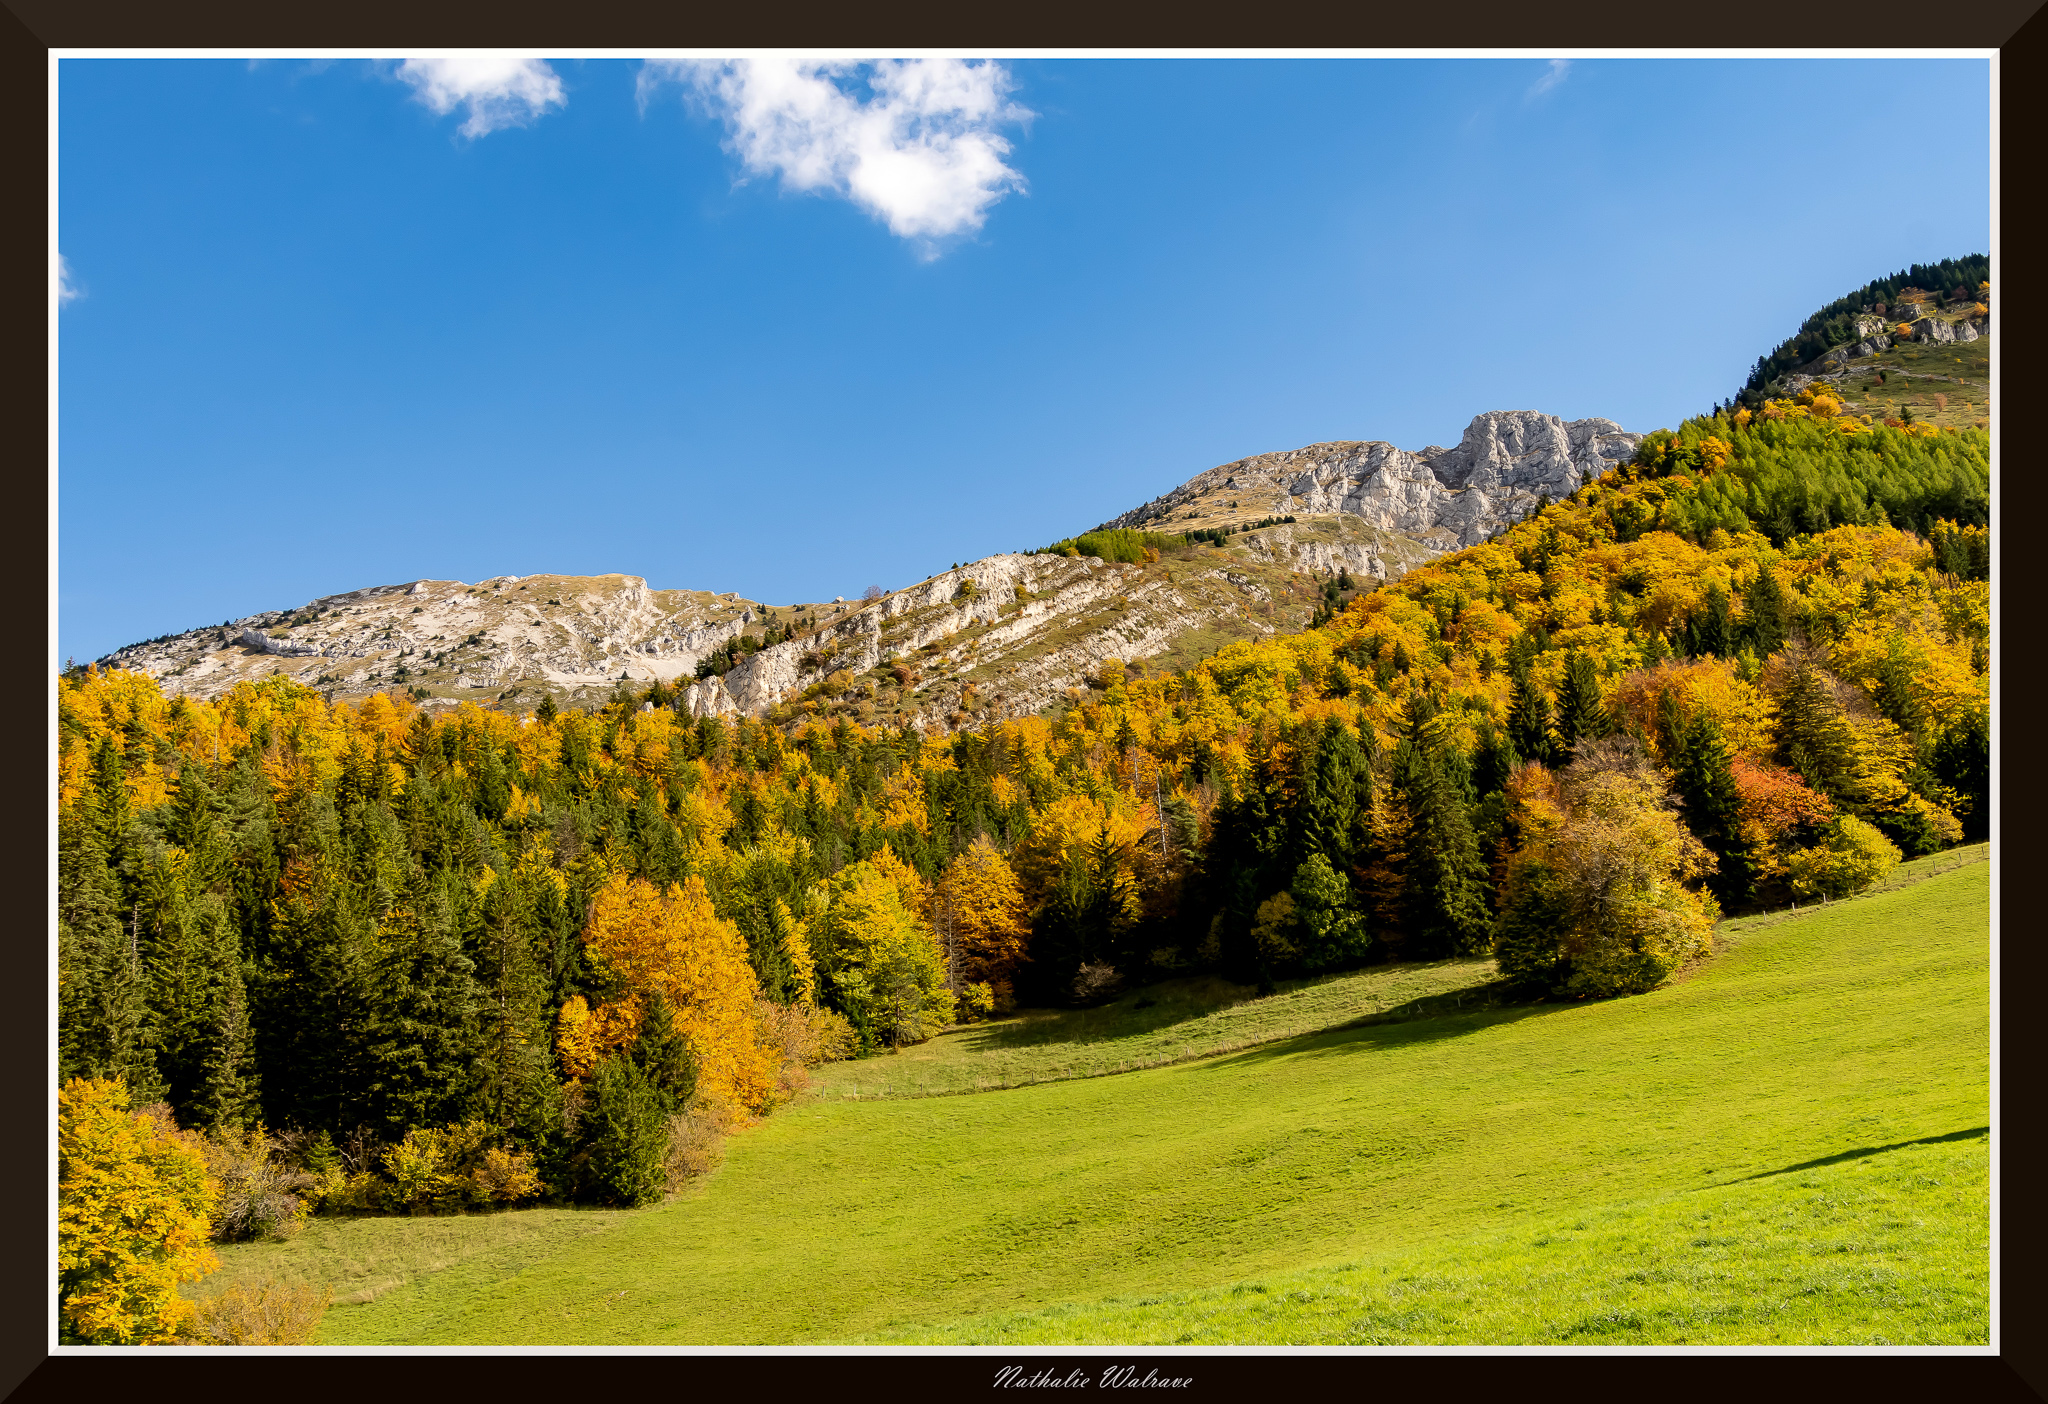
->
1732 254 1989 408
57 386 1990 1240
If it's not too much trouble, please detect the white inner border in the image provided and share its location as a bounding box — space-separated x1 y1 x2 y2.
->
48 44 1998 1367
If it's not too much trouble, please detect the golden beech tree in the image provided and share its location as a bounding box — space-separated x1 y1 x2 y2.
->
578 875 777 1115
931 836 1031 996
1495 751 1717 997
58 1079 219 1345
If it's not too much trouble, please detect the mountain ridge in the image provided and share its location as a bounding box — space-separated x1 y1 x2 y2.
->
92 407 1638 728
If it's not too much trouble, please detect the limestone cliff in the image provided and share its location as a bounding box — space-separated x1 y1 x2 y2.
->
93 409 1640 732
1100 410 1641 577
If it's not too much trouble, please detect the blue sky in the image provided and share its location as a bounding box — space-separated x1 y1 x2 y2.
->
57 56 1991 665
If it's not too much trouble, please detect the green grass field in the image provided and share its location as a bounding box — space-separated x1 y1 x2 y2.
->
209 846 1989 1345
808 956 1498 1101
866 1132 1987 1345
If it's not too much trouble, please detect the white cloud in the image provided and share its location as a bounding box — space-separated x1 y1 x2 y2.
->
645 58 1030 251
58 254 80 304
397 57 566 138
1527 58 1572 100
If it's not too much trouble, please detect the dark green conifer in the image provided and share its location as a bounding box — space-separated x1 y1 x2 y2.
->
1506 663 1556 767
1740 565 1788 656
1553 651 1612 754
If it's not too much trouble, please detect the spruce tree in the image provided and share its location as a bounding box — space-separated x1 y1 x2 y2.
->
367 874 484 1137
1507 662 1557 767
57 811 160 1099
630 989 700 1113
1773 656 1863 805
579 1054 670 1207
1740 565 1788 656
1301 719 1371 872
1493 859 1569 991
1402 747 1492 958
1694 583 1733 658
473 870 561 1143
1670 717 1757 908
1472 717 1519 796
1932 707 1990 844
1552 651 1611 754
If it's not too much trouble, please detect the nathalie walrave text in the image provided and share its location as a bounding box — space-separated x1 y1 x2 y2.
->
994 1366 1193 1389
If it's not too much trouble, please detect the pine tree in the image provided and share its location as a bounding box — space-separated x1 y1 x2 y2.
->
1740 565 1789 656
1552 651 1611 754
1692 583 1733 658
1401 746 1492 958
629 988 699 1113
1507 662 1556 767
1670 716 1757 908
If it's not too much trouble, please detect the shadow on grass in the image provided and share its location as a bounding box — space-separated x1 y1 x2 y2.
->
1191 991 1573 1073
1735 1125 1989 1182
938 961 1492 1054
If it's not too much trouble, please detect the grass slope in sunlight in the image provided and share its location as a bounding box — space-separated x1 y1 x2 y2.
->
808 956 1498 1101
209 848 1985 1346
865 1131 1987 1345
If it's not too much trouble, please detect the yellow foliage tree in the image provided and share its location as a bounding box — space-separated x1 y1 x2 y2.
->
58 1079 219 1344
931 836 1030 998
579 875 777 1114
814 860 956 1046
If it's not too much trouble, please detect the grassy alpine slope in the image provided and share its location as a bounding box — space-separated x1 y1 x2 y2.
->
807 956 1498 1102
866 1132 1986 1345
278 849 1985 1345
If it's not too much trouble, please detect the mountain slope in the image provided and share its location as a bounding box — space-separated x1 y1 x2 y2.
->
92 408 1636 730
1100 410 1641 575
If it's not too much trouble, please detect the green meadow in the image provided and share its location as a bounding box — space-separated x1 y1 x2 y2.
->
867 1132 1987 1345
808 955 1499 1101
210 847 1989 1345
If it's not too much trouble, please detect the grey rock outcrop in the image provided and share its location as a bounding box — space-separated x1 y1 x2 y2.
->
239 627 321 657
1107 411 1641 565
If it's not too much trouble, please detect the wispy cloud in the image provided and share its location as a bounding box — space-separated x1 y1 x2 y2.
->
644 58 1031 254
1527 58 1572 100
397 57 566 138
58 254 80 304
